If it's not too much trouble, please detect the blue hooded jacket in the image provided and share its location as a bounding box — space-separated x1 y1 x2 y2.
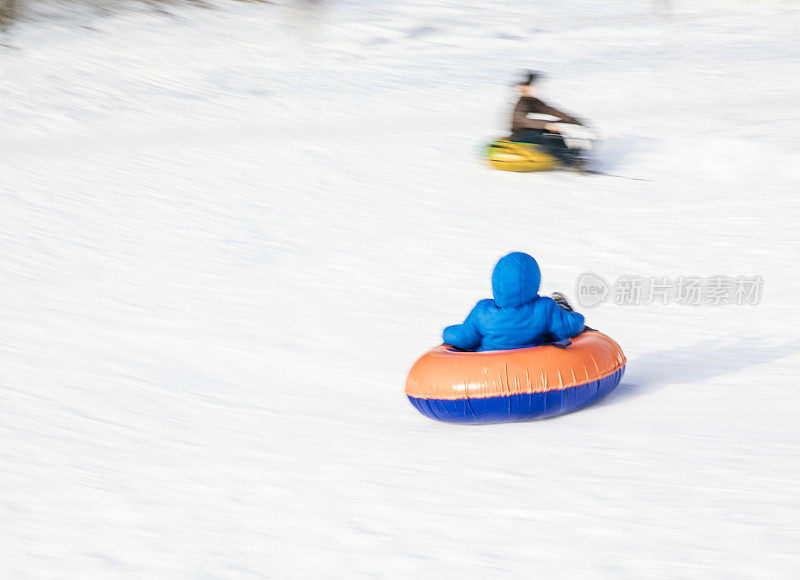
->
442 252 585 352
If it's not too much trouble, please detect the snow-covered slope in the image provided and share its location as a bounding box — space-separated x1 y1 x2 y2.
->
1 1 799 577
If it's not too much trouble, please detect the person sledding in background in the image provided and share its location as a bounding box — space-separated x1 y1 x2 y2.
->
509 71 587 170
443 252 585 352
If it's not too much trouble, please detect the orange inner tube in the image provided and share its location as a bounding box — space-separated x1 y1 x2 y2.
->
405 331 626 401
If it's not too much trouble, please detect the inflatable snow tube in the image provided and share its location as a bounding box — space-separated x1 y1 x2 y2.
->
485 139 560 172
405 331 625 424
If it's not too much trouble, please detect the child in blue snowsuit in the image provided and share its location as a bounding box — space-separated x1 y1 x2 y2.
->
443 252 585 351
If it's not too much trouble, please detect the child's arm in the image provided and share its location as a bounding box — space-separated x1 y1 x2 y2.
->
544 297 585 340
442 301 485 350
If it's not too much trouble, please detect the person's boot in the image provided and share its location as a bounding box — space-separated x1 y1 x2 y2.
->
570 157 590 174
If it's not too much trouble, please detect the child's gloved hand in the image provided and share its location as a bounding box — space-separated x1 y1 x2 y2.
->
551 292 574 312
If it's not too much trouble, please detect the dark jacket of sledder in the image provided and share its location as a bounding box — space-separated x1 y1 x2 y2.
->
442 252 585 352
511 97 580 132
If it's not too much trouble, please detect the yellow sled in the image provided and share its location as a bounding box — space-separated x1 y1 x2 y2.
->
486 139 560 172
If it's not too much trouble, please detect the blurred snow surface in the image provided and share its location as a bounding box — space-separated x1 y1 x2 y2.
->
1 0 799 578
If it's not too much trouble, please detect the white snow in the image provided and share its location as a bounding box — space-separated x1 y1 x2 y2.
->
1 1 799 578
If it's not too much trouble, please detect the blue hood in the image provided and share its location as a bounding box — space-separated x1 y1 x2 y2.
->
491 252 541 308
